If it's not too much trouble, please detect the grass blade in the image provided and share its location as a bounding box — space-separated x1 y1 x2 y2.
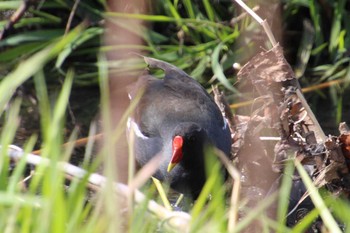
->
277 160 294 233
295 161 342 233
211 43 238 93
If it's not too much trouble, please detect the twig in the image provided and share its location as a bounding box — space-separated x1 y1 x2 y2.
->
232 0 276 46
301 78 345 93
296 89 326 142
0 0 34 40
31 133 103 155
65 0 81 35
230 78 347 109
5 144 191 231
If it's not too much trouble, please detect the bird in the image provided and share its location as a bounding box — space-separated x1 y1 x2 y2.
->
127 57 232 199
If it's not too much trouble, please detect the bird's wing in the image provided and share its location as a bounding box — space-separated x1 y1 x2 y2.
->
126 74 158 101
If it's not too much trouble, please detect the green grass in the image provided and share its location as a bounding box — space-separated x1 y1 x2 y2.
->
0 0 350 232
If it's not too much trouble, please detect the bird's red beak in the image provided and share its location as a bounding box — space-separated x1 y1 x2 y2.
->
167 136 183 172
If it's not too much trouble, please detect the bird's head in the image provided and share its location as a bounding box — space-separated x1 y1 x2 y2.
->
167 123 207 173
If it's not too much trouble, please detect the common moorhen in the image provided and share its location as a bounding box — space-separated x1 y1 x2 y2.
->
127 57 232 199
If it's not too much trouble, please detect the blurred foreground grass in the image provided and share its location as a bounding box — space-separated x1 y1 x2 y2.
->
0 0 350 232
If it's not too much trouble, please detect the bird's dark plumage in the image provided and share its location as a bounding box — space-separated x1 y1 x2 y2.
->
127 57 231 199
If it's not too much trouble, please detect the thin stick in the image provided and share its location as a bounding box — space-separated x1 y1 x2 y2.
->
233 0 263 24
230 78 346 109
301 79 345 93
233 0 276 46
261 20 277 46
65 0 81 35
296 89 326 142
0 0 33 40
31 133 103 155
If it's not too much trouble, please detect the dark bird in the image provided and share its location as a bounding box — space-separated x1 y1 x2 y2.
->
127 57 232 199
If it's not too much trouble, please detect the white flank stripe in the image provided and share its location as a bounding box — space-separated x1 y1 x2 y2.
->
223 118 228 130
127 117 149 139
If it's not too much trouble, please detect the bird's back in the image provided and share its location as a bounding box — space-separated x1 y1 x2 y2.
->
128 57 231 174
